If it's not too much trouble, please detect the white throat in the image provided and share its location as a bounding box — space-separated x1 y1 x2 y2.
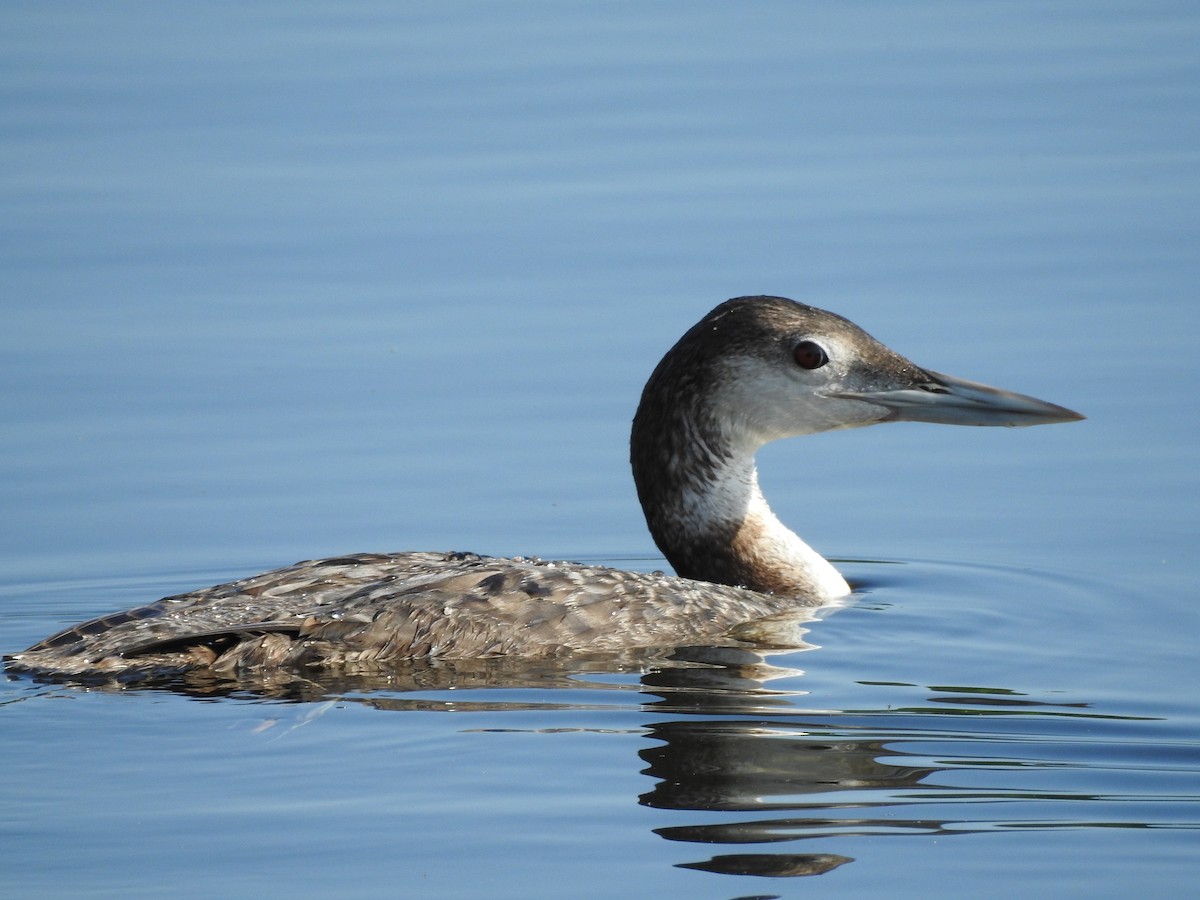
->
680 449 851 601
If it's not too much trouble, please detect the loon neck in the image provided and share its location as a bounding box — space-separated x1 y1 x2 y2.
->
630 401 849 601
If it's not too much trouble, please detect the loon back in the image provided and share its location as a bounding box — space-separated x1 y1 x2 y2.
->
11 552 815 677
8 296 1082 680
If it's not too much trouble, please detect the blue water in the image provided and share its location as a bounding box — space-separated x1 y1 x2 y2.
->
3 3 1198 897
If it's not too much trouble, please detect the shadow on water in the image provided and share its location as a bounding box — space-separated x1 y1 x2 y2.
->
10 641 1169 882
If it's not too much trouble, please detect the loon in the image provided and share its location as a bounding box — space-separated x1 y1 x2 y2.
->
9 296 1082 678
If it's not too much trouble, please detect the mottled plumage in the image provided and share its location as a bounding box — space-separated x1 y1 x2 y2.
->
13 552 809 677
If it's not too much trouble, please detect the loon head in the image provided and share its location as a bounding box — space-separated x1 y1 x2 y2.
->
646 295 1082 449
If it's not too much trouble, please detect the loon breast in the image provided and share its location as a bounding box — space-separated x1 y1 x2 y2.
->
8 295 1082 680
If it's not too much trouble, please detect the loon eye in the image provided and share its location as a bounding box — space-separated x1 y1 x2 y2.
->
792 340 829 370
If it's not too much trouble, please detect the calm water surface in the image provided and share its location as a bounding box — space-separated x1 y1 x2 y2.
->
3 4 1198 898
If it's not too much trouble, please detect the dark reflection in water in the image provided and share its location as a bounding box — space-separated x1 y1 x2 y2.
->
641 716 930 876
8 644 1177 882
678 851 853 878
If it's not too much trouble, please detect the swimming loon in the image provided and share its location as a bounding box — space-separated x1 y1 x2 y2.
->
9 296 1082 678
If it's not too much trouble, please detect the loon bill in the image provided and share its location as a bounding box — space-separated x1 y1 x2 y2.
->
9 296 1083 678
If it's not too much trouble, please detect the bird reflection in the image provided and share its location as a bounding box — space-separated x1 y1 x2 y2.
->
14 643 1117 881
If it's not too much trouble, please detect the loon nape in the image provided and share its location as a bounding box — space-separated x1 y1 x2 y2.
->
9 296 1083 678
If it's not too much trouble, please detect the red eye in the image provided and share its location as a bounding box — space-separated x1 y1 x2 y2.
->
792 340 829 370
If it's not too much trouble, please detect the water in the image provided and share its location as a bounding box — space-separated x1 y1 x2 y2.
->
2 3 1198 897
